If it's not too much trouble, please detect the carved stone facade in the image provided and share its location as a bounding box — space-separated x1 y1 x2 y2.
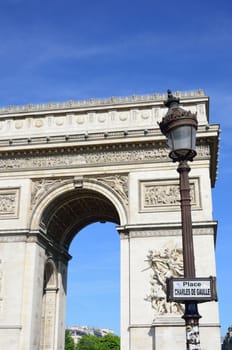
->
0 91 220 350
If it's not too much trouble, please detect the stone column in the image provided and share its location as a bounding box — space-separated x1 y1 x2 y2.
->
0 233 46 350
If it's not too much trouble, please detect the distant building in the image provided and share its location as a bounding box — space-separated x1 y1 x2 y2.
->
222 327 232 350
67 325 115 344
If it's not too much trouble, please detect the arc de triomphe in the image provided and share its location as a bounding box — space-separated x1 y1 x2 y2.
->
0 90 220 349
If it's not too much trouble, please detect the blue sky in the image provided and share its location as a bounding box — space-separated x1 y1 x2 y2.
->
0 0 231 337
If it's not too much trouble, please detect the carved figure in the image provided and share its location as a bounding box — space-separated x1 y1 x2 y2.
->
31 178 64 208
146 243 184 315
144 183 196 208
97 175 128 204
0 194 16 215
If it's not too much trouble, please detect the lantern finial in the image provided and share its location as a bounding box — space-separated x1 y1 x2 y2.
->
164 90 180 108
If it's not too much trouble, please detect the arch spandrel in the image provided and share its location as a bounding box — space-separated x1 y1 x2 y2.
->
30 177 127 248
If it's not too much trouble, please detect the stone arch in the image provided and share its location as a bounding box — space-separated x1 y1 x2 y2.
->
30 177 127 248
29 178 126 349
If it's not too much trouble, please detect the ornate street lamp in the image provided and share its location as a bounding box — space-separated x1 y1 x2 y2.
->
159 89 198 163
159 90 201 350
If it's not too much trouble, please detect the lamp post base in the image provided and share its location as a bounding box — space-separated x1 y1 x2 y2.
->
182 303 201 350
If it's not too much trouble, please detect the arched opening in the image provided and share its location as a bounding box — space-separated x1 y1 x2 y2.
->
37 185 123 349
66 221 120 336
40 187 121 249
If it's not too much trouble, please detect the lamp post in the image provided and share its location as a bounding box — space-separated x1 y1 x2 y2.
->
159 90 201 350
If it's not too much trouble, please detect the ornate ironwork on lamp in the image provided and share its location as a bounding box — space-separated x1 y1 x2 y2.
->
159 89 198 162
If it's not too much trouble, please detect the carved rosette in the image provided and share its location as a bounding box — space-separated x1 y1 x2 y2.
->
146 242 184 315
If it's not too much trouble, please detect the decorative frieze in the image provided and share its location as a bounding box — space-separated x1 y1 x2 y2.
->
0 107 165 138
0 188 19 219
0 145 210 172
146 242 184 316
140 178 201 212
118 226 215 239
127 230 182 238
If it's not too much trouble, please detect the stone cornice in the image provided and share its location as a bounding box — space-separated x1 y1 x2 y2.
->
0 90 206 116
0 91 210 145
0 90 219 186
117 221 217 239
0 124 217 149
0 229 71 262
0 325 22 330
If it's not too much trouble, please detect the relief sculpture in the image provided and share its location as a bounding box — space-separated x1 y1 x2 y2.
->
0 145 209 171
0 194 16 215
31 178 68 209
96 175 128 205
0 189 19 218
142 180 199 211
146 243 184 315
144 185 180 206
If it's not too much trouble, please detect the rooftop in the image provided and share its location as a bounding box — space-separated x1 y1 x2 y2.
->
0 90 206 115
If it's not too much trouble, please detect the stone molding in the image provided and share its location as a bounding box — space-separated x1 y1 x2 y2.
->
0 230 71 262
118 225 216 239
0 90 206 115
0 231 39 243
0 107 164 136
152 317 184 326
0 225 211 245
0 325 22 329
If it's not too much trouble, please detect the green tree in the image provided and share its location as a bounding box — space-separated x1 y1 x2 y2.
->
65 330 76 350
76 334 100 350
76 334 120 350
99 334 120 350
